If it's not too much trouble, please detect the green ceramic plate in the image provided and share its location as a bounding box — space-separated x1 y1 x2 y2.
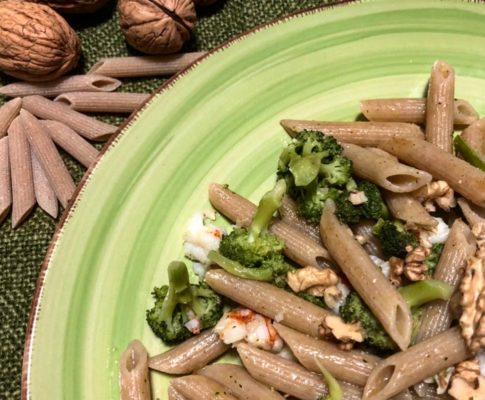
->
23 0 485 398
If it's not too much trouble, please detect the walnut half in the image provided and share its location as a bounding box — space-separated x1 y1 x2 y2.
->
448 359 485 400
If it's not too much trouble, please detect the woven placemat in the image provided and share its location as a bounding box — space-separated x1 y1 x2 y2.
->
0 0 335 397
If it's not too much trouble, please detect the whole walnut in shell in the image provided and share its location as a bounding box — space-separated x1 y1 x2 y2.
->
118 0 196 55
0 1 80 81
30 0 110 13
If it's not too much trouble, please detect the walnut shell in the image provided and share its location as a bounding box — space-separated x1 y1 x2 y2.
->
118 0 196 55
0 1 81 82
30 0 110 13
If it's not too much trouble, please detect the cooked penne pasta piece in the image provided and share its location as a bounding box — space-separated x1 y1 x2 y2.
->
363 328 470 400
279 195 321 244
54 92 150 113
170 375 237 400
377 137 485 207
197 363 285 400
119 340 151 400
461 117 485 156
87 52 206 78
0 137 11 224
237 342 362 400
320 200 412 350
425 61 455 153
360 98 477 126
21 95 117 141
342 144 432 192
0 75 121 97
205 269 331 339
31 151 58 218
280 120 424 145
457 197 485 227
352 220 385 258
383 191 437 230
274 323 380 386
209 183 332 268
168 386 187 400
0 98 22 138
148 329 228 374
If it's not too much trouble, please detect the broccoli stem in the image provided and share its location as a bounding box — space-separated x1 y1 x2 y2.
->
399 280 453 308
208 251 274 281
248 179 286 242
314 357 343 400
160 261 192 322
454 134 485 171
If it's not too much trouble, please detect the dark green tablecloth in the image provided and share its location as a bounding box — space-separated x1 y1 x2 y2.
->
0 1 334 397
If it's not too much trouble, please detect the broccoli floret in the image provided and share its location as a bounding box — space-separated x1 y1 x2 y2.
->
319 157 353 186
372 219 418 258
425 243 445 276
334 192 364 225
296 185 340 224
146 261 223 344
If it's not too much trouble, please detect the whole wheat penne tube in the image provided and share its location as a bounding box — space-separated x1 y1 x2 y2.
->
54 92 150 113
360 98 478 126
236 342 362 400
87 52 206 78
197 364 285 400
205 269 332 338
342 144 432 192
209 183 332 268
168 386 187 400
19 110 76 209
280 120 424 145
363 328 470 400
21 95 117 141
279 195 321 244
8 118 35 228
352 220 385 258
0 137 11 223
119 340 151 400
320 200 412 350
457 197 485 228
31 151 58 218
170 375 237 400
0 98 22 138
383 191 437 230
425 61 455 153
274 323 380 386
148 329 228 374
377 137 485 207
0 75 121 97
461 117 485 157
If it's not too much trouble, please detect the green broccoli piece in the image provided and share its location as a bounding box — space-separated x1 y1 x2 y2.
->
319 157 353 186
425 243 445 276
358 181 389 221
296 185 341 224
372 219 419 258
146 261 223 344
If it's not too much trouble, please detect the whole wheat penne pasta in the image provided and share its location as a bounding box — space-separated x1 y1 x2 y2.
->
342 144 432 192
119 340 151 400
8 118 35 228
148 329 228 374
236 342 362 400
383 191 437 230
168 386 187 400
280 120 424 145
87 52 207 77
360 98 478 126
19 110 76 209
461 117 485 157
279 195 321 244
425 61 455 153
197 364 285 400
0 98 22 138
31 151 58 218
320 200 412 350
170 375 237 400
457 197 485 227
274 323 380 386
21 95 117 141
54 92 150 113
0 75 121 97
205 269 332 338
352 220 385 258
209 183 332 268
377 137 485 207
363 328 470 400
0 137 11 223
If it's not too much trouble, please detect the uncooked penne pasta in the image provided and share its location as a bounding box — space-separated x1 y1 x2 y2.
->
378 137 485 207
461 117 485 157
279 195 321 244
21 95 117 141
168 386 187 400
54 92 150 113
0 137 11 223
87 52 206 78
425 61 455 153
197 364 285 400
119 340 151 400
342 144 432 192
170 375 237 400
148 329 228 374
0 75 121 97
383 191 437 230
31 151 58 218
19 110 76 209
352 220 385 258
280 120 424 145
363 328 470 400
457 197 485 227
320 200 412 350
205 269 331 339
274 323 380 386
360 98 478 126
237 342 362 400
0 98 22 138
209 183 332 268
